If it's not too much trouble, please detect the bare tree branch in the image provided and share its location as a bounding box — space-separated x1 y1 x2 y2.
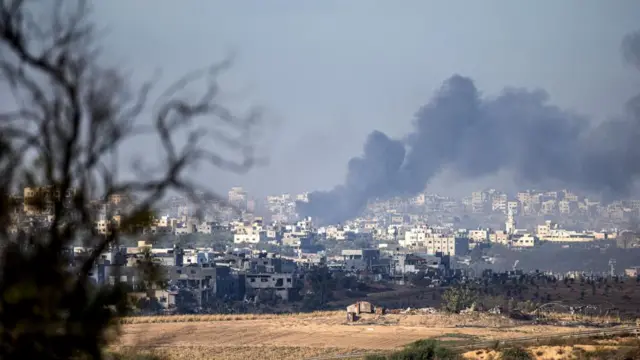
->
0 0 265 358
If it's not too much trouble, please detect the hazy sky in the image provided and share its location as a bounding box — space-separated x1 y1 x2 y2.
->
93 1 640 198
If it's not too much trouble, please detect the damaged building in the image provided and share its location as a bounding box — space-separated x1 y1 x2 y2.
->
391 251 450 275
245 273 296 301
168 265 240 307
243 253 298 301
341 249 390 274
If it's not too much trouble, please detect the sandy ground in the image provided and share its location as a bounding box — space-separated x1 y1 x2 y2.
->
117 313 596 351
463 345 627 360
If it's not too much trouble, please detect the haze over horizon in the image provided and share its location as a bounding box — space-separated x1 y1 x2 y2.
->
92 1 640 203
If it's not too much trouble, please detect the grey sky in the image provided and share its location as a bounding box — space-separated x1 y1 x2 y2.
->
93 1 640 199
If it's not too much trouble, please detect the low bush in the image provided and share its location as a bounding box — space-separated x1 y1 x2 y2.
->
365 340 460 360
500 346 533 360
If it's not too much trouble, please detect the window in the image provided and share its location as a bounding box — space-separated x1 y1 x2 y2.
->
176 269 182 274
286 278 292 283
190 269 196 274
250 278 255 282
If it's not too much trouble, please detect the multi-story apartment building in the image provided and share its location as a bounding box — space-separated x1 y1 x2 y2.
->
233 225 266 244
341 249 389 273
471 191 487 213
228 187 248 209
558 200 578 214
536 220 555 238
400 225 469 256
510 233 537 247
93 215 122 236
562 190 579 202
491 193 508 213
168 265 238 307
536 220 597 242
468 229 489 242
23 186 76 215
540 199 557 215
507 201 520 215
422 236 469 256
401 225 434 247
517 191 532 204
282 232 311 247
489 230 509 244
245 272 296 301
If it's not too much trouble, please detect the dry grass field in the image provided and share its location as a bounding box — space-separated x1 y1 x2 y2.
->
115 311 633 360
119 311 343 324
111 345 352 360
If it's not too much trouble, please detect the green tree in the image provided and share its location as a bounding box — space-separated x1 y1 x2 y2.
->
0 1 262 358
441 285 478 313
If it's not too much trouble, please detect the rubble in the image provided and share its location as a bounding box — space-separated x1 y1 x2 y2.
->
397 307 438 315
346 301 385 322
488 306 502 315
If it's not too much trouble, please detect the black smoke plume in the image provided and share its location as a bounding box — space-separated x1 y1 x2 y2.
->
299 31 640 225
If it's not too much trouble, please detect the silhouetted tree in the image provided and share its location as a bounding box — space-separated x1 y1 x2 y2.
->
301 266 336 310
0 0 262 358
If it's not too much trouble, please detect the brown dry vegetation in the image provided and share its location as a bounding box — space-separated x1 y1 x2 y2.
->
119 311 343 324
116 311 632 360
111 345 355 360
462 336 640 360
463 345 638 360
532 280 640 315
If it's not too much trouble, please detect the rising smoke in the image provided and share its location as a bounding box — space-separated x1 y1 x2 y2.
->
298 31 640 225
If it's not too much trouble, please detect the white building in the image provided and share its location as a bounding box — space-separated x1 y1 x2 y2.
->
422 236 469 256
536 220 596 242
233 224 266 244
507 201 520 215
282 232 310 248
401 225 434 247
510 233 537 247
401 226 469 256
468 229 489 242
491 193 507 213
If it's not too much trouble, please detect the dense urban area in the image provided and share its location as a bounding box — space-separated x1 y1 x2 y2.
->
10 185 640 318
4 1 640 359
